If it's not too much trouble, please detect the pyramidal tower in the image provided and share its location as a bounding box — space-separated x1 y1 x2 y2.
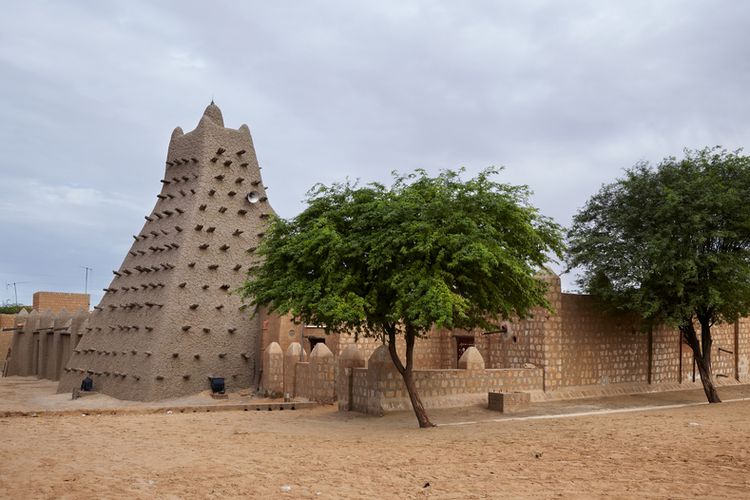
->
58 103 273 400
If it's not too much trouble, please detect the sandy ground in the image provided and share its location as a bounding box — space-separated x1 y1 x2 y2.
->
1 383 750 499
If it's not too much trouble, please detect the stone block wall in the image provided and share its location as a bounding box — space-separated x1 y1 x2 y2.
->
261 341 283 395
337 344 366 411
350 345 543 415
33 292 89 313
308 343 335 403
559 294 648 387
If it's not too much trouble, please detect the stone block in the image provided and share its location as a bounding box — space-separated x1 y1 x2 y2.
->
488 391 530 413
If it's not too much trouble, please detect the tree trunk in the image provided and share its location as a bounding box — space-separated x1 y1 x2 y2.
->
387 325 435 428
681 320 721 403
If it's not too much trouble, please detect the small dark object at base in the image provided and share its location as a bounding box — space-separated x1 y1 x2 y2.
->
209 376 225 394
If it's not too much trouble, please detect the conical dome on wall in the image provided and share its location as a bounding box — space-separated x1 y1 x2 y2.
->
58 103 274 401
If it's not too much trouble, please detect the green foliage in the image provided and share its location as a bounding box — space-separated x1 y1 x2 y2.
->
241 168 563 339
0 305 31 315
567 147 750 327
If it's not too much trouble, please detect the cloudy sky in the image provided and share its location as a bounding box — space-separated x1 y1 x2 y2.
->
1 0 749 306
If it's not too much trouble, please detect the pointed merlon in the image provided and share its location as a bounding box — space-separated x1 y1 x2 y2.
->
202 102 224 127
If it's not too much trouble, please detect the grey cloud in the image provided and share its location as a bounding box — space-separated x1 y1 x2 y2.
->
2 0 750 304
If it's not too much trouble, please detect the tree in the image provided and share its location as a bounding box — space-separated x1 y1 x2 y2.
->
567 147 750 403
241 168 563 427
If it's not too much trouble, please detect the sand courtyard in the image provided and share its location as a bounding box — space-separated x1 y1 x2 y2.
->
1 378 749 499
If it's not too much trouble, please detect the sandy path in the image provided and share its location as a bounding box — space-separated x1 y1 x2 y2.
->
1 400 749 499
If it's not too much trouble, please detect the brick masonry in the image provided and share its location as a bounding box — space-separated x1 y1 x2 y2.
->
32 292 89 314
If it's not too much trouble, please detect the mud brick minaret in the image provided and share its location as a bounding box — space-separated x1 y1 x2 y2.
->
58 103 273 400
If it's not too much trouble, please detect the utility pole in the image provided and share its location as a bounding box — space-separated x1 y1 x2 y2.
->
81 266 93 295
5 282 27 306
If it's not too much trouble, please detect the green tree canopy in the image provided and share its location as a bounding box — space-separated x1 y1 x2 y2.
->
567 147 750 402
241 168 563 427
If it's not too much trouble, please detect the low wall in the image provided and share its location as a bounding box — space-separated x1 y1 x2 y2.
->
349 346 543 415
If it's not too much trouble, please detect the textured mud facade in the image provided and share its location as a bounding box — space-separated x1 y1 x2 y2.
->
57 103 273 401
4 309 88 379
